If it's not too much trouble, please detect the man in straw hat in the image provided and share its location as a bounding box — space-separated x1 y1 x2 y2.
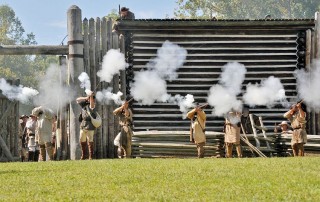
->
283 101 307 156
274 121 292 138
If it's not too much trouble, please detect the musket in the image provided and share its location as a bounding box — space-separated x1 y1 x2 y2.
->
125 98 134 103
198 103 209 109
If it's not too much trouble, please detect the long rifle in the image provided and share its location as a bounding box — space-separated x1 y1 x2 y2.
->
197 103 209 109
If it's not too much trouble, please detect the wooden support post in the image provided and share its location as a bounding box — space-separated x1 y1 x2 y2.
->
315 12 320 134
101 17 108 158
83 18 90 74
249 114 260 148
112 32 120 158
67 5 84 160
0 134 14 161
89 18 96 89
59 56 68 160
119 34 126 100
95 17 102 159
106 18 115 158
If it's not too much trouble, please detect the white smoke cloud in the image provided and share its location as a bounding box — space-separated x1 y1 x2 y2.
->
295 60 320 112
207 62 246 116
146 40 187 80
243 76 288 108
131 70 170 105
0 78 39 104
96 88 123 105
34 64 75 112
169 94 196 118
78 72 92 95
97 49 128 83
131 40 187 105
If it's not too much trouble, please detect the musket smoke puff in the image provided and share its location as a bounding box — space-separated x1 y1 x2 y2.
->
207 62 246 116
295 60 320 112
131 70 170 105
97 49 128 83
78 72 91 95
0 78 38 104
131 41 187 105
243 76 287 107
34 64 75 111
96 88 123 105
169 94 196 119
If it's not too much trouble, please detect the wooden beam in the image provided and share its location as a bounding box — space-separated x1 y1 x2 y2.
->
0 133 14 161
118 19 315 31
0 45 68 55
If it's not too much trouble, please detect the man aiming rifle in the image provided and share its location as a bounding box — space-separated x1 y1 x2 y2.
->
187 103 207 158
113 97 134 158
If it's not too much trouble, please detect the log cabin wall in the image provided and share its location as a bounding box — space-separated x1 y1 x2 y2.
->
118 19 317 134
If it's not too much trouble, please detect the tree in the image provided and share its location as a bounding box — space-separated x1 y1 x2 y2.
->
105 9 120 20
0 4 57 88
174 0 320 19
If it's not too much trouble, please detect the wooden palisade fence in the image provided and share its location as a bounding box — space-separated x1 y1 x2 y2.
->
1 6 320 160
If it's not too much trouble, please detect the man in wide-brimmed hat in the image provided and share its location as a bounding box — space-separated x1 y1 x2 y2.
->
284 101 307 156
113 96 134 158
32 106 55 161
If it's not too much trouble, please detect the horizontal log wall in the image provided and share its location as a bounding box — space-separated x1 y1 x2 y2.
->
132 131 320 158
118 19 316 133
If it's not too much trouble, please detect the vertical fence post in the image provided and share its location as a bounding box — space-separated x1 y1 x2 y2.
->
67 5 84 160
95 17 102 158
101 17 108 158
315 12 320 134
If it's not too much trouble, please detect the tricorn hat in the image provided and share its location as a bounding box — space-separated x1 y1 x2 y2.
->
121 7 129 12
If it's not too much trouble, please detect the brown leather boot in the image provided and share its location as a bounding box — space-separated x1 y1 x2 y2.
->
80 142 87 160
88 142 94 160
39 144 46 161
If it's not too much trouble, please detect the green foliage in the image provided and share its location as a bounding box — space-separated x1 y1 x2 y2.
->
105 8 120 20
0 4 58 88
174 0 320 19
0 158 320 201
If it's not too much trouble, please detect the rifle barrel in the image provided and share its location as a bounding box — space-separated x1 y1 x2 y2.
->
126 98 134 103
198 103 209 108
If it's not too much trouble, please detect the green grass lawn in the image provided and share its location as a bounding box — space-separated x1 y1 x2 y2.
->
0 157 320 201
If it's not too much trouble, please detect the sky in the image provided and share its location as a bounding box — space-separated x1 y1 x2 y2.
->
2 0 177 45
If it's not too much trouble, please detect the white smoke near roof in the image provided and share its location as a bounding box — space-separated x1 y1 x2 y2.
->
34 64 75 112
0 78 39 104
78 72 92 95
96 88 123 105
131 40 187 105
243 76 288 108
146 40 187 81
169 94 196 118
207 62 246 116
97 49 128 83
295 60 320 112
